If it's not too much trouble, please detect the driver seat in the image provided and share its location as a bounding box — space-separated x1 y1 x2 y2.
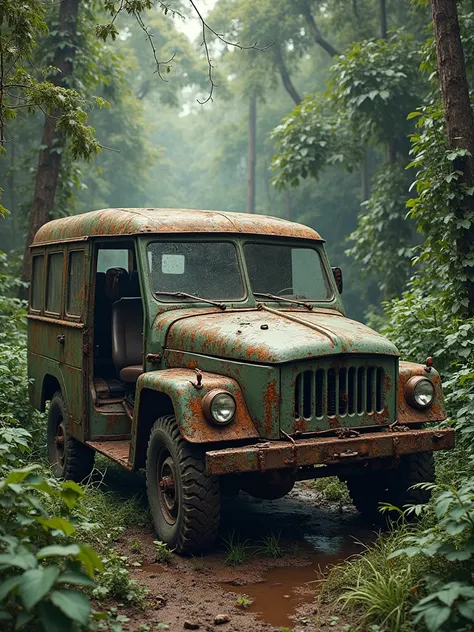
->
111 297 144 383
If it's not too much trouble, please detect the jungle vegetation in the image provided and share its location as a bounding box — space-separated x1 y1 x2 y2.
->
1 0 474 630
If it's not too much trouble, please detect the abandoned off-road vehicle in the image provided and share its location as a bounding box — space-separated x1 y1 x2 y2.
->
27 208 454 552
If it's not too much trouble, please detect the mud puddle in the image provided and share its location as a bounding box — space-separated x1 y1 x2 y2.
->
220 535 363 627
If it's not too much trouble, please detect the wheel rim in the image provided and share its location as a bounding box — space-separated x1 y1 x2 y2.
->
157 450 178 525
55 418 66 467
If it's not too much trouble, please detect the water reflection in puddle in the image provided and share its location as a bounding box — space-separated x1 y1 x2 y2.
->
221 537 363 628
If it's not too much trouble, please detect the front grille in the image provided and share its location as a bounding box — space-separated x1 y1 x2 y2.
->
294 365 386 420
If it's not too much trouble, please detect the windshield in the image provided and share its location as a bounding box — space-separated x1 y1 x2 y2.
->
148 241 244 300
244 243 332 301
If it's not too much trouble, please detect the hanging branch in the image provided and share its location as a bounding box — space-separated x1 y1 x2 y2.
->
97 0 272 104
188 0 272 104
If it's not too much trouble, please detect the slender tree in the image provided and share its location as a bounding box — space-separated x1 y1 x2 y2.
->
246 92 257 213
431 0 474 314
21 0 80 288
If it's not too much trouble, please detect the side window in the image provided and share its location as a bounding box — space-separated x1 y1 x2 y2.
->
67 251 85 317
46 252 64 314
31 254 44 311
97 249 129 273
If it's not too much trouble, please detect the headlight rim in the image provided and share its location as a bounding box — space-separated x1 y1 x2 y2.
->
202 389 236 425
404 376 435 410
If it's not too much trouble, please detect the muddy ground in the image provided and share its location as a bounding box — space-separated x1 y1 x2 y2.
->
105 475 375 632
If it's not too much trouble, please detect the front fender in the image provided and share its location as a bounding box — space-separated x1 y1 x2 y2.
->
134 368 259 443
398 361 447 423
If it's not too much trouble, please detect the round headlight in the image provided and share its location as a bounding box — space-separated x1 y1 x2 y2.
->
405 376 435 409
203 390 236 425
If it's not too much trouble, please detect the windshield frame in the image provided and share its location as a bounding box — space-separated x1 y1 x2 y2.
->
146 237 248 305
242 238 335 304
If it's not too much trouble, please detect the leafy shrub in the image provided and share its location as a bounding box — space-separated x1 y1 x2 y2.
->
92 552 146 605
0 436 103 631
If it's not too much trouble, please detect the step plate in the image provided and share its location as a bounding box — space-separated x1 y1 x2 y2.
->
86 440 132 470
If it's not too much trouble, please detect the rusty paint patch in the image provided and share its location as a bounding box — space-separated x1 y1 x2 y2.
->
206 428 455 476
398 361 447 423
32 208 323 246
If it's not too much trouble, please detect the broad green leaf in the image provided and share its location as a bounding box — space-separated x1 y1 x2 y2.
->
36 517 76 536
77 544 103 577
57 570 96 587
458 600 474 621
19 566 59 610
0 574 23 601
422 605 451 631
50 589 91 625
3 466 39 485
38 601 73 632
0 553 37 570
437 583 462 606
37 544 80 559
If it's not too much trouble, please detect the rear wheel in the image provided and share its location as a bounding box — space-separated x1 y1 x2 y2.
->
346 452 435 523
47 391 95 482
146 415 220 553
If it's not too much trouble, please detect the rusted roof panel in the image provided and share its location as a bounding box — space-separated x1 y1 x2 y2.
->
31 208 323 245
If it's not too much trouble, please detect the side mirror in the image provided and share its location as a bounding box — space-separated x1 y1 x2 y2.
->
332 267 343 294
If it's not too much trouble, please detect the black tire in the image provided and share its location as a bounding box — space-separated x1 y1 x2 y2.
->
146 415 220 553
346 452 435 523
47 391 95 482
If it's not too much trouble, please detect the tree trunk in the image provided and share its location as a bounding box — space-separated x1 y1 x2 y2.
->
21 0 80 290
246 93 257 214
380 0 388 39
432 0 474 314
274 45 302 105
300 3 340 57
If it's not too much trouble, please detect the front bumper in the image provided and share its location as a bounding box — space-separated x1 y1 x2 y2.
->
205 427 454 475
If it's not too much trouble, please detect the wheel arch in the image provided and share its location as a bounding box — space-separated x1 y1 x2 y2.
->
133 389 174 469
41 373 63 412
129 368 259 470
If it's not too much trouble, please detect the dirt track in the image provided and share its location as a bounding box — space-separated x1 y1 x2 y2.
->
112 482 375 632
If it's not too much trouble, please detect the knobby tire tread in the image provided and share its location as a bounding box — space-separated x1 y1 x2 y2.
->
347 451 435 523
146 415 220 553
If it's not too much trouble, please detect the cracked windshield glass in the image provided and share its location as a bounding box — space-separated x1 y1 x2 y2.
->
148 241 244 300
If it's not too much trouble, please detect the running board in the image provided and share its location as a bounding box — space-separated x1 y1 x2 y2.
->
86 440 132 470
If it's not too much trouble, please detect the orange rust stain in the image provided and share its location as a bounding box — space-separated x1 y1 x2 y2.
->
263 379 279 437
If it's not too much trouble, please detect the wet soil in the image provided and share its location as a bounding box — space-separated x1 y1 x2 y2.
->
110 481 375 632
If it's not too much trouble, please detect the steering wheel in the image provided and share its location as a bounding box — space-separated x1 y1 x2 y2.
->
276 287 294 296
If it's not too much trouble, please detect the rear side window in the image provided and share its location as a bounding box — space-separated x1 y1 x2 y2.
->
31 255 44 311
67 251 85 317
46 252 64 314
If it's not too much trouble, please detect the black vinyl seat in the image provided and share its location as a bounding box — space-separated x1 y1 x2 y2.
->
111 297 144 383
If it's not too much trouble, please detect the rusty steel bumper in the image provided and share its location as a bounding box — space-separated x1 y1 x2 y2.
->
205 428 454 476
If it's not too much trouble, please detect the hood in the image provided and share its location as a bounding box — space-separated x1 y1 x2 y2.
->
160 307 398 364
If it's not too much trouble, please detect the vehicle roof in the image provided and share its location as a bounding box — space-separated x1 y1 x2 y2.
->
31 208 323 245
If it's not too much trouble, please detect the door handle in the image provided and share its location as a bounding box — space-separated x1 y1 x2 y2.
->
57 335 65 344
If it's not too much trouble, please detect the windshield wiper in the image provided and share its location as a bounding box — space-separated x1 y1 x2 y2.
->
154 291 226 310
253 292 313 310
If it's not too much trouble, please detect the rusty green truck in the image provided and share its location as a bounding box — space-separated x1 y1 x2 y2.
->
27 208 454 552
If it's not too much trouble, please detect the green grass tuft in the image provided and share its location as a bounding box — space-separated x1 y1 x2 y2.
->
223 531 250 566
255 531 284 558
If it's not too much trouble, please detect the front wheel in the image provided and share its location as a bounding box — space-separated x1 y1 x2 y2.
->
345 452 435 523
146 415 220 553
